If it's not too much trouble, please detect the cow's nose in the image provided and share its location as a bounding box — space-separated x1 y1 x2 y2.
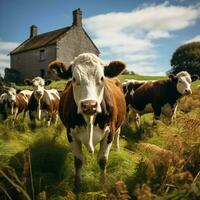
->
185 89 192 95
81 100 98 115
9 99 15 104
36 91 43 96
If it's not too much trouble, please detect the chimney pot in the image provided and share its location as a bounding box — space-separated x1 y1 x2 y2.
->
72 8 82 27
30 25 38 38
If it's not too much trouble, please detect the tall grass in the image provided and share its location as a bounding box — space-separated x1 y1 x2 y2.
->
0 117 140 199
1 78 200 199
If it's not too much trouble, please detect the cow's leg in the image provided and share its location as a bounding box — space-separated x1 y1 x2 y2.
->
113 128 120 150
29 111 36 129
51 113 58 125
129 109 141 130
22 111 26 121
46 113 52 127
135 112 141 130
12 108 19 125
152 104 161 125
170 104 178 124
125 107 131 125
47 119 51 127
97 134 112 182
71 137 84 192
22 108 27 122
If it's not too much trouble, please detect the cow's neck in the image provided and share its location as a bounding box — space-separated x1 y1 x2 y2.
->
167 80 182 103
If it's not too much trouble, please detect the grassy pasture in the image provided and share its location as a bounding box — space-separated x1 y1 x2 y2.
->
0 75 200 200
16 74 200 91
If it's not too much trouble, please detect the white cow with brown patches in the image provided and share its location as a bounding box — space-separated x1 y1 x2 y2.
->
48 53 126 191
24 77 60 128
0 87 32 123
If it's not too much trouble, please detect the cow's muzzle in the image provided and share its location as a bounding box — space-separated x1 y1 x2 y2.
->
184 89 192 95
81 100 98 115
35 91 43 98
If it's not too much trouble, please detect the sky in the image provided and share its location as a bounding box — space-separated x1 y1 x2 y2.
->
0 0 200 77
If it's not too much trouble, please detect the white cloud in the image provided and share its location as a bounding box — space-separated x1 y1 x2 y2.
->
123 54 158 62
129 64 166 76
0 54 9 61
84 2 200 75
0 40 20 76
0 41 19 51
184 35 200 43
147 30 171 39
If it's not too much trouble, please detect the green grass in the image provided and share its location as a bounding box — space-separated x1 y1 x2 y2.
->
16 74 200 91
120 74 166 81
0 117 140 199
1 76 200 199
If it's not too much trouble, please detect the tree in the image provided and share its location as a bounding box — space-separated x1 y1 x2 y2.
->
122 69 136 75
170 42 200 75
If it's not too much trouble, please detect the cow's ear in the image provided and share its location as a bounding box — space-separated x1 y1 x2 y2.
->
168 74 177 82
16 89 21 94
104 61 126 78
168 74 174 79
24 79 33 86
45 79 52 86
48 61 72 80
191 74 199 82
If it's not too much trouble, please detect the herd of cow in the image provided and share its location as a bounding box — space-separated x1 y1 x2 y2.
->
0 53 199 190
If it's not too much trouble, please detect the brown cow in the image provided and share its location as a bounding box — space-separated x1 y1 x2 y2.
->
48 53 126 190
123 72 199 128
1 88 32 123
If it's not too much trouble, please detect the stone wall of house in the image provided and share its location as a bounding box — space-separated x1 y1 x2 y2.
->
56 26 99 65
10 44 56 81
10 25 100 82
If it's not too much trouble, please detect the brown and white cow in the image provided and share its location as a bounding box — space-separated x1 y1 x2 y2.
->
0 87 32 123
123 71 199 128
48 53 126 190
24 77 60 128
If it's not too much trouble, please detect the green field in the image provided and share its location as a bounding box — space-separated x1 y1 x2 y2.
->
17 74 200 91
0 76 200 200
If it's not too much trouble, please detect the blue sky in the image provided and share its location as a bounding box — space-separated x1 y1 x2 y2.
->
0 0 200 76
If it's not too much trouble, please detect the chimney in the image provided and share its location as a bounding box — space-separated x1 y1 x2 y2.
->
72 8 82 27
30 25 38 38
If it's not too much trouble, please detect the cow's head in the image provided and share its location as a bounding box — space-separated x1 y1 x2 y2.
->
24 77 51 100
4 87 16 104
48 53 126 116
169 71 199 95
2 87 17 115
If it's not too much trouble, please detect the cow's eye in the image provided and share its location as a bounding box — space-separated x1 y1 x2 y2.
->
72 77 80 86
97 76 104 85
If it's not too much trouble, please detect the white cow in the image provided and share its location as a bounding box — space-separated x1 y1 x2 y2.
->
24 77 60 128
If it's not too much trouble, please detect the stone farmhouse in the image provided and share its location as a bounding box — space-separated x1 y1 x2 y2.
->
7 8 100 82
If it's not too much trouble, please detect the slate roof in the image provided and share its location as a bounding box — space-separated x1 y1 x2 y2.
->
10 26 71 55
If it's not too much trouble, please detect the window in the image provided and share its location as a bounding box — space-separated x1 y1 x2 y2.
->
40 69 45 78
40 49 45 61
